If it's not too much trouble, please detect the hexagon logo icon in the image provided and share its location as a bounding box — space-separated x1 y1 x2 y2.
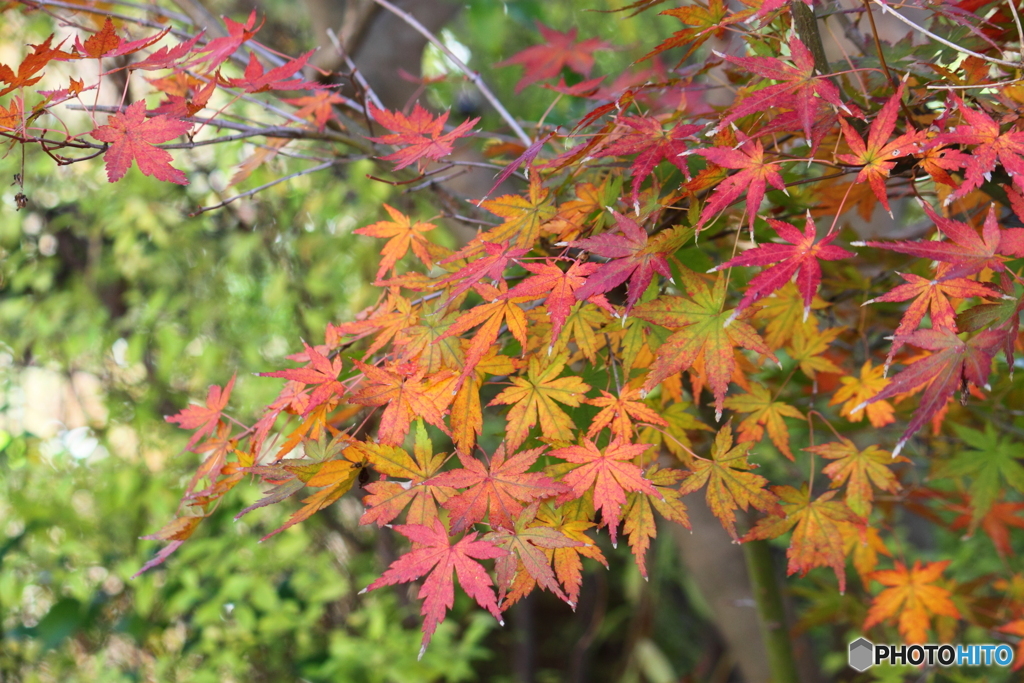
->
849 638 874 671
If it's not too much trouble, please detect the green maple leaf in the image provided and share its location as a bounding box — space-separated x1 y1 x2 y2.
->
939 424 1024 523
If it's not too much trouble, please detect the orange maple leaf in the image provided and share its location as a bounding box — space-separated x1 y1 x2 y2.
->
587 386 667 442
367 102 478 171
723 384 804 459
830 360 894 428
350 360 455 446
811 439 905 517
864 561 960 643
354 203 436 280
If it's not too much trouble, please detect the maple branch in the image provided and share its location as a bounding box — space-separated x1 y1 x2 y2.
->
791 0 829 76
190 160 338 215
369 0 533 148
742 540 800 683
870 0 1023 68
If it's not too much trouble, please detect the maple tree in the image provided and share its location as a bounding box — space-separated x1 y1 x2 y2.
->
8 0 1024 677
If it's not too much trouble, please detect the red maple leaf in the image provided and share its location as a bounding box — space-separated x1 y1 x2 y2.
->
714 36 847 143
225 50 319 93
131 33 205 71
694 135 788 233
931 94 1024 201
438 241 528 304
596 116 701 206
506 259 600 343
363 519 507 657
550 439 659 545
428 445 566 533
283 90 347 131
165 374 236 451
89 101 193 184
569 209 672 311
855 203 1021 280
712 213 853 321
367 102 479 171
857 327 1003 456
191 10 263 72
836 83 924 215
258 341 345 416
497 23 610 93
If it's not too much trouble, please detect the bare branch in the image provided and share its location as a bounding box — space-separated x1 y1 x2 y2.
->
190 160 338 215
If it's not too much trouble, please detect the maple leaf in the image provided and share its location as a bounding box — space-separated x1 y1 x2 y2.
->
679 424 780 540
587 386 668 442
489 354 591 451
484 504 584 606
0 35 75 97
835 83 924 215
225 50 318 93
355 420 456 527
354 204 436 280
534 502 606 604
830 361 894 428
258 340 344 416
723 384 804 459
623 464 690 577
497 23 610 93
0 97 22 134
637 400 713 462
73 18 169 60
90 101 192 184
165 374 236 451
569 209 672 311
363 519 507 657
191 10 263 71
283 90 347 131
787 323 845 380
950 499 1024 558
428 445 566 533
633 269 777 419
133 515 204 577
745 485 862 593
810 439 904 517
857 327 1003 456
937 423 1024 523
474 177 557 251
449 351 517 454
931 94 1024 201
507 259 600 343
437 241 528 305
854 204 1017 281
694 136 788 234
863 561 960 643
596 116 700 206
714 36 847 143
350 360 456 446
367 102 478 171
639 0 751 65
712 213 852 321
131 33 204 71
550 439 659 545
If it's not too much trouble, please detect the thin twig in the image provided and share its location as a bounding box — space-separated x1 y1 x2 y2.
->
1006 0 1024 65
190 160 337 215
871 0 1022 67
369 0 532 147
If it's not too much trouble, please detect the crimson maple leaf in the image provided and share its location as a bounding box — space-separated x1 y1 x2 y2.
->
712 213 852 321
497 23 610 93
550 439 659 545
428 445 567 533
569 209 672 311
258 340 345 416
165 374 236 451
931 94 1024 202
367 102 478 171
89 101 193 184
225 50 318 93
854 203 1022 280
131 33 204 71
362 519 506 657
694 136 788 234
714 36 847 143
596 116 700 207
857 327 1003 456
